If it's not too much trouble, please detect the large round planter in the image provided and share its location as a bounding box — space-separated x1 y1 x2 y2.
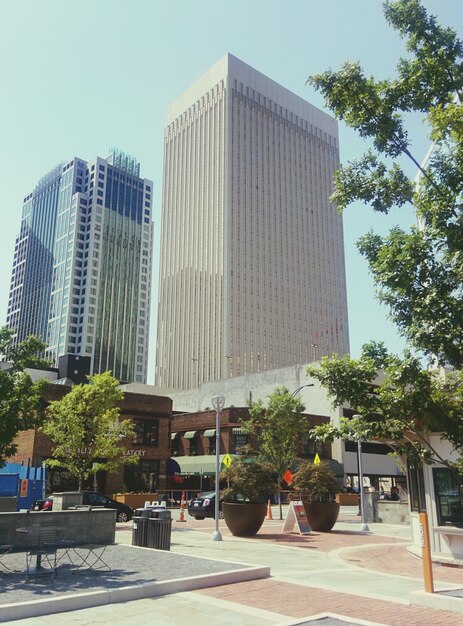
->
222 502 267 536
302 501 340 532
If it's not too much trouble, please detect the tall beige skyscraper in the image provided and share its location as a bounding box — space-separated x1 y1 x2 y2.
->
155 54 349 390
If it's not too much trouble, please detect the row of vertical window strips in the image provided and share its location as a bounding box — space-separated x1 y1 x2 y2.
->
47 168 78 360
96 161 151 381
157 89 225 389
11 173 61 346
228 88 347 372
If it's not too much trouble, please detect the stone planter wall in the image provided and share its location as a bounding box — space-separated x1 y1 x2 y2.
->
0 508 116 549
376 500 410 525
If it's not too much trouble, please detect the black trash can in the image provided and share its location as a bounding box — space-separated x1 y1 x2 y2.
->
147 509 172 550
132 508 151 547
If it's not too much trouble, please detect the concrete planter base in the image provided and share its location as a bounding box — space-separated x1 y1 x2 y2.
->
302 501 340 532
222 502 267 536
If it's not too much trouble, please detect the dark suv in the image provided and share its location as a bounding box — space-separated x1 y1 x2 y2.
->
31 491 134 523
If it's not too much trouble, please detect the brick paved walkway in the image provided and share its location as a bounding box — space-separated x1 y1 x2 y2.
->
198 578 463 625
185 516 463 624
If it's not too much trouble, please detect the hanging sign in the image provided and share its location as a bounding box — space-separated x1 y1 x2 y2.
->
282 501 310 535
313 453 321 466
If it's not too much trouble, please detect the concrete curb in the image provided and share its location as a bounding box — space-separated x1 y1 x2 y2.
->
409 588 463 614
0 564 270 622
288 613 390 625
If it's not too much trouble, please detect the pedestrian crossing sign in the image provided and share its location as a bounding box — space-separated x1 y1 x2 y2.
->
223 454 232 467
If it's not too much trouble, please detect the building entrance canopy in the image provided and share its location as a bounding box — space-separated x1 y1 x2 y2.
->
175 455 235 476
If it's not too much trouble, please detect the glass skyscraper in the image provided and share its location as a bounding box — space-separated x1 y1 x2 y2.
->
6 150 153 383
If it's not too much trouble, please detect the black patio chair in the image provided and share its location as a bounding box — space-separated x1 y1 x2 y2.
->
23 525 60 582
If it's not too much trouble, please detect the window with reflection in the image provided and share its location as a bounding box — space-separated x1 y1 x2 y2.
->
301 433 328 459
433 467 463 526
123 459 159 492
187 435 198 456
132 419 159 446
232 433 248 454
407 460 426 512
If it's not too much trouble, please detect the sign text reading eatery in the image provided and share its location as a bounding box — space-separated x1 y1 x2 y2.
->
123 449 146 457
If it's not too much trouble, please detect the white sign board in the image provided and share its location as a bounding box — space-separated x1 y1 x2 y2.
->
282 501 311 535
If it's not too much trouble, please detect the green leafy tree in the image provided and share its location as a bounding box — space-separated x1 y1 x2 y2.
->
243 387 307 519
0 326 50 465
307 342 463 477
221 454 276 504
309 0 463 368
292 462 341 502
43 371 137 491
305 1 463 478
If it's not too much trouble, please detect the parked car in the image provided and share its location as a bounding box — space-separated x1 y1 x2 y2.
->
188 491 223 520
31 492 134 522
31 497 53 511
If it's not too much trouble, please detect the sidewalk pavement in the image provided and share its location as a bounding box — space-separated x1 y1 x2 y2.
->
4 506 463 625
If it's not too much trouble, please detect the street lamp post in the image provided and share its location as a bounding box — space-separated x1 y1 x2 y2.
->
211 395 225 541
353 414 369 532
290 383 314 398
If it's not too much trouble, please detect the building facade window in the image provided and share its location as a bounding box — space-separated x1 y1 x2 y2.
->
123 459 159 492
433 467 462 525
132 419 159 446
184 432 198 456
232 433 248 454
301 433 328 459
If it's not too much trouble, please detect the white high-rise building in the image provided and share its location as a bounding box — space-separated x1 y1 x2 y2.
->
156 54 349 390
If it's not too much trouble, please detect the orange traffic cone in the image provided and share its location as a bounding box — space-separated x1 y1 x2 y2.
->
177 490 186 522
266 499 273 520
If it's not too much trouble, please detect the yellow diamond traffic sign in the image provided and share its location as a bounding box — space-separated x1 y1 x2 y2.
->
222 454 232 467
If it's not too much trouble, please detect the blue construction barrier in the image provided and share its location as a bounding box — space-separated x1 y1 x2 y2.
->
0 462 46 510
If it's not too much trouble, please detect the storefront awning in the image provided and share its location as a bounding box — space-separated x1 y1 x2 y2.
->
183 431 197 440
166 457 181 476
176 454 235 476
203 429 216 438
232 427 246 434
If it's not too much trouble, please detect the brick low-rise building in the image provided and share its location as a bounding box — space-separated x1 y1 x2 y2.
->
170 407 333 493
9 380 173 496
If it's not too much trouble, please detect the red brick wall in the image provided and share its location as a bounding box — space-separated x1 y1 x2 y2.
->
8 387 173 495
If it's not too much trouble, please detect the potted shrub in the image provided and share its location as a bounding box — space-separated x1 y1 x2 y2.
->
221 457 276 536
292 461 341 532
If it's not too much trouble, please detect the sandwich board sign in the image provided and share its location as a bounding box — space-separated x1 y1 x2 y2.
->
282 501 310 535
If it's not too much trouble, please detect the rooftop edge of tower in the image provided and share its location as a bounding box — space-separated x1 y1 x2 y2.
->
165 52 337 138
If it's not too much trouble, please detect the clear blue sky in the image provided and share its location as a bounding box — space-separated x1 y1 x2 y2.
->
1 1 461 381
